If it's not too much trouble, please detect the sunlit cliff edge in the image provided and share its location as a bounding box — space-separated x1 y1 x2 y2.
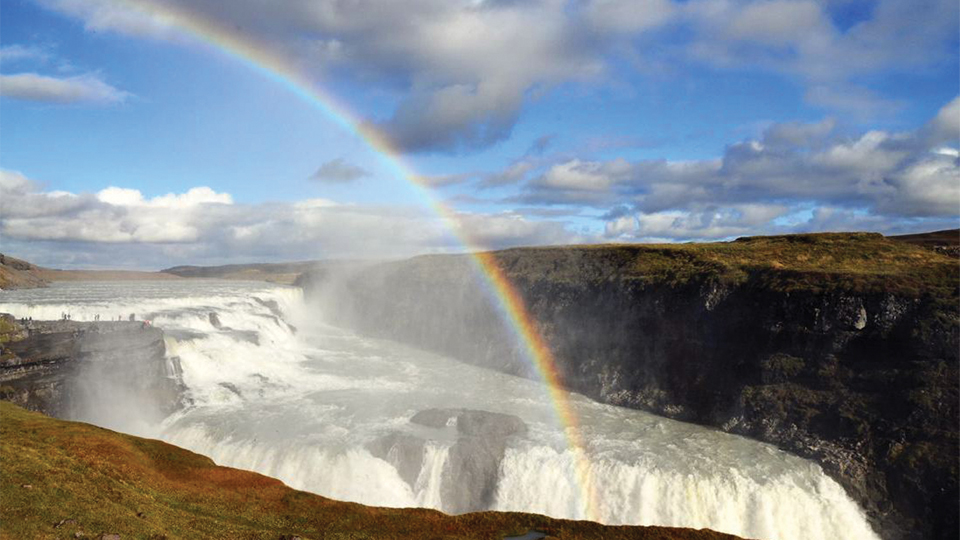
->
0 401 741 540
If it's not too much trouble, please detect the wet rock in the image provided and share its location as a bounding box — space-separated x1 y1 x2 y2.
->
456 409 527 439
410 408 457 428
253 297 283 318
218 382 243 399
367 432 426 488
410 408 527 439
411 408 527 514
853 306 868 330
208 312 223 329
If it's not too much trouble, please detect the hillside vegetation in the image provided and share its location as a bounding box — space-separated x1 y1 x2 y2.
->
493 232 955 290
0 402 739 540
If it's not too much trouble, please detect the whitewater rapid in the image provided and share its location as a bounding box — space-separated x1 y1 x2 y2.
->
0 280 881 540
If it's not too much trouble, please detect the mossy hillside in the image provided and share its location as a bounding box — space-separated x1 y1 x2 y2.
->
0 402 741 540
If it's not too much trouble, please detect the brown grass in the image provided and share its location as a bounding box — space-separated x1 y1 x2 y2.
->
493 232 957 296
36 269 182 282
0 402 743 540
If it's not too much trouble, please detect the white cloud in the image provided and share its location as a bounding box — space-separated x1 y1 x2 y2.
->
924 95 960 145
0 172 585 267
512 97 960 241
882 152 960 216
0 169 34 194
96 186 233 208
0 72 129 104
538 159 633 191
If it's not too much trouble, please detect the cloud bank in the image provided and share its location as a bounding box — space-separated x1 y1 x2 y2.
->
0 170 581 269
512 97 960 241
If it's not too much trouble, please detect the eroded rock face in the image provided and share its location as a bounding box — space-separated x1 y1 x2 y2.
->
413 408 527 513
0 314 184 423
369 408 527 514
367 432 427 488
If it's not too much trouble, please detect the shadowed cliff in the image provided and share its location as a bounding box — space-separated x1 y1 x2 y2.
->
0 315 183 428
297 232 959 540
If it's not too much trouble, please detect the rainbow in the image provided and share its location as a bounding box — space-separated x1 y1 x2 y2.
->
111 0 600 520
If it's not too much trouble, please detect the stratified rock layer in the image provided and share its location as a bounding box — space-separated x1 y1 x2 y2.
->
0 314 183 422
299 233 959 540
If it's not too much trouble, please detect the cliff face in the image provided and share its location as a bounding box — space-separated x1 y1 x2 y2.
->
298 233 959 540
0 314 183 424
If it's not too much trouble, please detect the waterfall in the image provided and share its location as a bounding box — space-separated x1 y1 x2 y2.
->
0 280 881 540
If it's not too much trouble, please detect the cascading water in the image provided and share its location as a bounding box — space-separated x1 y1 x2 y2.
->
0 281 881 540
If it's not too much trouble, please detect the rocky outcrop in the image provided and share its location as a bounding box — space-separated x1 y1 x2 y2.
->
369 408 527 514
0 314 183 423
299 233 959 540
209 312 224 329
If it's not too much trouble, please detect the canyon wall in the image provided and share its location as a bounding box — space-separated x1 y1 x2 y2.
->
298 233 959 540
0 314 183 425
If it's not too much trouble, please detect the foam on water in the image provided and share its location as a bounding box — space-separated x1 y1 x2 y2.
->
0 281 881 540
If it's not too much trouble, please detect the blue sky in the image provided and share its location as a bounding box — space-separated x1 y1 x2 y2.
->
1 0 958 268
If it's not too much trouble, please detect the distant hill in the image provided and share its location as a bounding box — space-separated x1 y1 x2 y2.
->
890 228 959 257
0 253 180 290
161 261 326 284
0 254 48 290
161 259 372 285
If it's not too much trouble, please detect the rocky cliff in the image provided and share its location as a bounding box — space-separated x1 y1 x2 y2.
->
298 232 959 540
0 314 183 424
